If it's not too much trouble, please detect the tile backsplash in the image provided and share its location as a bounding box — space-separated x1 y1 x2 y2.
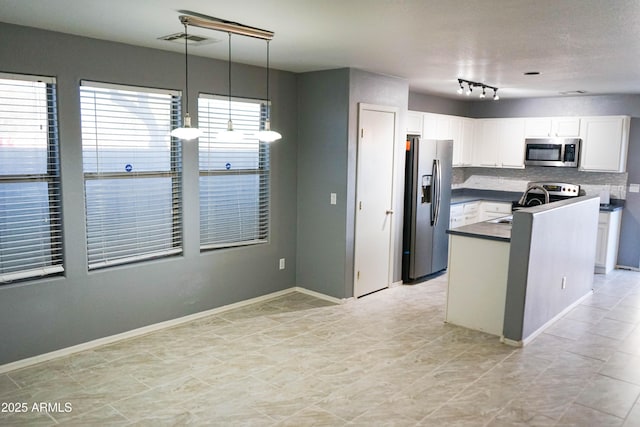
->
453 167 628 199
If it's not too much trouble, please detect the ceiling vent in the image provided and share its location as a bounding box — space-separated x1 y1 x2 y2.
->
158 32 218 45
559 90 588 95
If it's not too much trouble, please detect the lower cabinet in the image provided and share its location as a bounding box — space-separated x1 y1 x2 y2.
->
450 201 512 228
595 210 622 274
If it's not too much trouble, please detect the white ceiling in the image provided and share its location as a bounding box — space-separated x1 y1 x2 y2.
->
2 0 640 100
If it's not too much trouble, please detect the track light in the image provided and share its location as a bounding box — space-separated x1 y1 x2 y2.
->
456 78 500 101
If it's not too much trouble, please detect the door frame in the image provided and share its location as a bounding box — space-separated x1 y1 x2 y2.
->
353 102 399 297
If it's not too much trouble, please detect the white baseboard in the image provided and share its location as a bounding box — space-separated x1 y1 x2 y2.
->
501 290 594 347
389 280 403 288
0 286 339 374
616 265 640 272
293 286 350 305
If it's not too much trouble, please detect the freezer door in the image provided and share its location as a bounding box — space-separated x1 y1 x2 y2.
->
431 140 453 272
409 138 437 278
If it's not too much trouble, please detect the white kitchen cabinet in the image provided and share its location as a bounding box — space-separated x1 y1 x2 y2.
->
450 204 464 229
452 117 475 167
407 110 423 135
524 117 581 138
479 201 512 222
449 201 480 228
473 118 525 168
579 116 630 172
595 210 621 274
423 112 453 140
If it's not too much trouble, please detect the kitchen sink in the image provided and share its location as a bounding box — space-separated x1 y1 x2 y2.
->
487 215 513 225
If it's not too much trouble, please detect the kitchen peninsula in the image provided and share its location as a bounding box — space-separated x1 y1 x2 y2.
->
445 195 601 345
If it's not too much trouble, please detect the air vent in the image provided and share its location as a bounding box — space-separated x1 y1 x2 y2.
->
158 32 218 45
559 90 588 95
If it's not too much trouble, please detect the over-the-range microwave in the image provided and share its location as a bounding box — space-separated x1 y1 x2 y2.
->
524 138 581 167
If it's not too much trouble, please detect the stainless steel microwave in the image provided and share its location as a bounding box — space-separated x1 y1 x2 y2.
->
524 138 581 167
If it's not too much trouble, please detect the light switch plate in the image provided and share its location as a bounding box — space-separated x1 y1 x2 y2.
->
330 193 337 205
629 184 640 193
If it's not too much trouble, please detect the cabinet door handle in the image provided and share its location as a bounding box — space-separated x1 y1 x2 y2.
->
386 209 394 215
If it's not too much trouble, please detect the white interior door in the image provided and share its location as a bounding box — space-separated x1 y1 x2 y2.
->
353 104 396 298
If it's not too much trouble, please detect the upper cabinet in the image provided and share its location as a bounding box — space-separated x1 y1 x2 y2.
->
407 111 423 135
408 111 629 172
579 116 630 172
524 117 581 138
418 112 474 167
473 118 525 168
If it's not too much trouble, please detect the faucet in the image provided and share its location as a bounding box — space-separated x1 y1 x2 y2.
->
518 184 550 206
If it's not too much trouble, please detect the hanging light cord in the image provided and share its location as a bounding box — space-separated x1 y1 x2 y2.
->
227 32 232 122
266 40 270 104
183 22 190 112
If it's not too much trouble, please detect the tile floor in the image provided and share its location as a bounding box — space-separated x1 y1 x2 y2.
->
1 270 640 426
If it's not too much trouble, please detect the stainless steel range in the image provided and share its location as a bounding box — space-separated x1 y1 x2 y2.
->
513 181 583 210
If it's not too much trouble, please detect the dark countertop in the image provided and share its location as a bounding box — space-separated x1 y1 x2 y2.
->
447 220 512 243
450 189 521 205
450 188 625 212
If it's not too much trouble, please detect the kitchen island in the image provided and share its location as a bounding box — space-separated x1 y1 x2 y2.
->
445 195 601 345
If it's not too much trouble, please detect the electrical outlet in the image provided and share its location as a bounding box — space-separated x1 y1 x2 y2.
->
279 258 285 270
629 184 640 193
330 193 337 205
561 276 567 289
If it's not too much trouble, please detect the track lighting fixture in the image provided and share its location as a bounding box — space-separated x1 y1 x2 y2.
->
456 78 500 101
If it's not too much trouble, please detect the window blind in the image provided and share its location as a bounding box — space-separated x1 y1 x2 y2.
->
198 95 270 249
80 81 182 269
0 73 63 283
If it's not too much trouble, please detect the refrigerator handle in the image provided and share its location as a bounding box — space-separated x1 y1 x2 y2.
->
433 159 441 226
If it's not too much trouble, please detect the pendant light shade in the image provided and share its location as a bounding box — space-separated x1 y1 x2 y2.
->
171 19 202 140
257 40 282 142
217 32 242 141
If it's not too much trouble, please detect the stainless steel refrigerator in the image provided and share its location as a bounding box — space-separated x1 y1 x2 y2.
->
402 137 453 282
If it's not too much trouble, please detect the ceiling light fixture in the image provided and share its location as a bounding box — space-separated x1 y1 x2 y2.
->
256 40 282 142
217 32 242 141
170 17 202 140
457 78 500 101
178 13 281 142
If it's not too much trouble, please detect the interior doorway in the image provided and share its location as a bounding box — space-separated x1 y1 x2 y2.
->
353 103 397 298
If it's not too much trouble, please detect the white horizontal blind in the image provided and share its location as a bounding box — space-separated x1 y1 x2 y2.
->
198 95 270 249
80 81 182 269
0 74 63 283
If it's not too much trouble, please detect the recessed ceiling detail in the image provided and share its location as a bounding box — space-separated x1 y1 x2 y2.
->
158 32 217 46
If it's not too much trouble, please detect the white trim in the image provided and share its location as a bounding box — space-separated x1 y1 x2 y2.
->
616 265 640 272
500 290 594 347
293 286 351 305
389 280 403 288
80 80 180 97
0 286 341 374
0 72 55 84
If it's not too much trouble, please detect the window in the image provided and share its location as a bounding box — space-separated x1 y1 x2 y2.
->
80 81 182 269
198 95 270 249
0 73 62 283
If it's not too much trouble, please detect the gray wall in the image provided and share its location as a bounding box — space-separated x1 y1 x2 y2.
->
296 69 350 298
408 92 469 116
0 23 298 365
296 69 408 299
504 197 600 342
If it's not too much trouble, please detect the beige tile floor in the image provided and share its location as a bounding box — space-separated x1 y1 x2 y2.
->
1 270 640 426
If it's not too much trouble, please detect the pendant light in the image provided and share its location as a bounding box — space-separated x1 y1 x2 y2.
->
257 40 282 142
171 18 202 140
217 32 242 141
